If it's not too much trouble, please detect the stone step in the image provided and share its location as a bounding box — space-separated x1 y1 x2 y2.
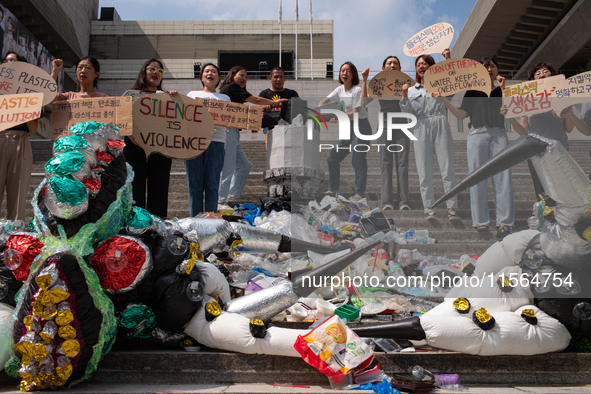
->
1 349 587 387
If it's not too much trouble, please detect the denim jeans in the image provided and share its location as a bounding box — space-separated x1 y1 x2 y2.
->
218 128 251 202
327 117 372 197
467 126 514 227
413 117 457 213
184 141 225 215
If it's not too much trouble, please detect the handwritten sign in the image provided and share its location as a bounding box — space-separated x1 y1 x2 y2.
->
0 62 57 105
0 93 43 132
423 58 491 96
132 93 215 160
200 99 262 131
51 97 133 140
550 71 591 114
368 70 414 99
502 75 565 118
403 22 454 57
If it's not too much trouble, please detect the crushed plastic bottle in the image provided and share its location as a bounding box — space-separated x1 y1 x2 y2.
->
397 249 412 267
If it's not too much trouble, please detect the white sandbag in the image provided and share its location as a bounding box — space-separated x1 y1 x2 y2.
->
473 230 539 277
420 305 570 355
195 261 231 304
185 295 307 357
441 266 533 315
0 303 14 371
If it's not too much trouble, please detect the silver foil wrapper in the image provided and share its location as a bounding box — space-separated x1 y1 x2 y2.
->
40 321 58 344
90 165 105 180
83 127 109 152
57 356 70 368
36 264 59 290
99 124 123 142
530 135 591 226
27 316 42 333
183 229 200 245
224 281 298 321
103 235 153 294
106 140 125 158
53 146 97 169
229 222 282 254
44 181 89 220
177 218 233 254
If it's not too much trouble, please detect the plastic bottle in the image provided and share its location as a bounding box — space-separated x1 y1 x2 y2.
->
396 249 412 267
410 249 423 261
387 261 406 277
404 230 415 240
415 229 429 238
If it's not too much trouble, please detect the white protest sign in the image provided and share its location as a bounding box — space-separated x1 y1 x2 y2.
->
132 93 215 160
403 22 454 57
423 58 491 96
368 70 414 99
502 75 565 118
0 62 57 105
0 93 43 131
550 71 591 114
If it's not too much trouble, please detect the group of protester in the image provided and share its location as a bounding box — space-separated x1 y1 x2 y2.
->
2 49 591 237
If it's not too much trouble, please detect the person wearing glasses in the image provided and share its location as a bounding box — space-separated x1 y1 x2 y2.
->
0 52 38 220
434 57 514 239
51 57 108 100
122 59 178 219
500 62 591 202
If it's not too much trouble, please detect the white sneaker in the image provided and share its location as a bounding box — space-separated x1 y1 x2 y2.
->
426 212 436 221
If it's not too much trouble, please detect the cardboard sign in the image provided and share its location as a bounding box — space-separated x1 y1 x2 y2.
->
368 70 414 99
132 93 215 160
200 99 262 131
550 71 591 114
51 96 133 140
0 93 43 132
403 22 454 57
502 75 565 118
423 58 491 96
0 62 57 105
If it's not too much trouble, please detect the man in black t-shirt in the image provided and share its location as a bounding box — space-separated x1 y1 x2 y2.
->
259 67 299 147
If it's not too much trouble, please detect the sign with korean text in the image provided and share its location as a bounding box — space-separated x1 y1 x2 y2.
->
368 70 414 99
51 96 133 140
423 58 491 96
550 71 591 114
403 22 454 57
502 75 565 118
200 99 263 131
0 93 43 132
0 62 57 105
132 93 214 160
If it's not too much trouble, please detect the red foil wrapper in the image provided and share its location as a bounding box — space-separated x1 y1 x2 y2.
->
106 139 125 158
95 152 114 166
83 178 102 198
91 236 150 293
6 234 44 282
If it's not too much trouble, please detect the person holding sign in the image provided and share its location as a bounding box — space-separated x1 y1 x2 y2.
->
361 56 410 211
400 50 459 221
51 57 108 100
0 52 38 220
217 66 287 207
434 57 514 237
501 62 591 202
122 58 178 219
184 63 230 215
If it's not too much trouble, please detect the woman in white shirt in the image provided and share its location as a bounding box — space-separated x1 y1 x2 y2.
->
319 61 372 199
185 63 230 215
400 50 459 221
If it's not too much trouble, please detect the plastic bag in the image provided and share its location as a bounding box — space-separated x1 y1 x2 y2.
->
294 315 373 384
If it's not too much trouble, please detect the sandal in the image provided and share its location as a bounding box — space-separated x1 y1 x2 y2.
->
448 210 460 221
476 225 489 231
324 190 336 195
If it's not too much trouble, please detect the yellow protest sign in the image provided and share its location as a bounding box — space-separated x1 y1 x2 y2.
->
403 22 454 57
423 58 491 96
51 96 133 140
0 62 57 105
0 93 43 131
200 99 263 131
368 70 414 99
132 93 215 160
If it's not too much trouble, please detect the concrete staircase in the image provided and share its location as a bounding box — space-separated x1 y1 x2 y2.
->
2 136 591 389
